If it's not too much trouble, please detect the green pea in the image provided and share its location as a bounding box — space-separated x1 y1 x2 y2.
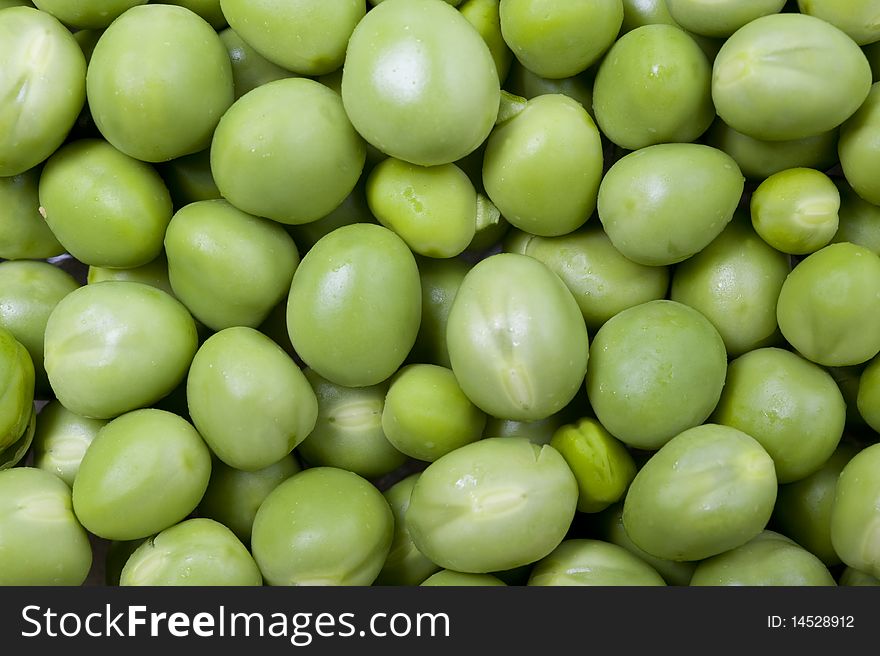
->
371 0 464 4
342 0 500 166
670 216 789 357
157 149 221 208
586 300 727 450
833 181 880 255
484 411 573 446
288 224 421 388
156 0 226 29
211 78 365 225
832 442 880 577
252 467 394 586
528 539 665 586
105 539 145 586
828 365 870 430
776 242 880 367
218 27 296 101
712 13 872 141
503 60 594 117
597 143 744 266
773 443 861 566
72 29 102 65
187 327 317 471
460 0 513 83
446 253 589 421
407 438 578 573
88 253 176 298
0 326 34 453
165 199 300 331
421 570 506 586
198 455 300 545
666 0 785 38
0 467 92 585
296 370 406 479
32 0 146 28
86 4 233 162
840 567 880 586
499 0 622 79
618 0 722 60
690 531 836 586
504 225 669 332
798 0 880 46
623 424 778 562
382 364 486 462
32 401 108 488
39 139 173 268
120 518 262 586
411 256 470 368
593 25 713 150
44 281 198 419
858 355 880 432
367 159 477 258
376 473 441 586
840 82 880 206
0 168 65 260
0 260 79 394
0 8 86 177
467 194 510 252
72 408 212 540
0 1 34 7
0 402 34 470
483 94 602 237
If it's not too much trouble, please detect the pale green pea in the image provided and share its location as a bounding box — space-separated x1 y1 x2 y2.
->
411 256 470 368
798 0 880 45
0 168 65 261
528 539 666 586
88 253 175 298
840 567 880 586
33 0 146 28
666 0 786 38
831 443 880 578
157 0 226 29
503 60 594 117
833 181 880 255
33 401 108 488
421 570 506 586
858 355 880 432
0 326 34 453
0 402 34 470
218 27 296 101
460 0 513 83
840 83 880 206
157 149 221 208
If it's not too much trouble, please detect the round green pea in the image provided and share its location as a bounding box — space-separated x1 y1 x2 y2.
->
623 424 778 562
86 4 233 162
666 0 786 38
120 518 262 586
288 224 422 388
0 326 34 453
0 168 65 260
218 27 296 101
593 24 713 150
407 438 578 573
421 570 506 586
32 401 108 488
39 139 173 268
187 327 318 471
0 467 92 585
411 256 470 368
342 0 500 166
833 181 880 255
0 403 34 471
483 94 603 236
597 143 744 266
296 370 406 479
367 159 476 259
446 253 589 421
798 0 880 45
44 281 198 419
211 77 365 225
252 467 394 586
0 7 86 177
690 531 836 586
840 83 880 206
712 13 872 141
460 0 513 83
831 442 880 578
858 355 880 431
586 300 727 450
72 408 212 540
158 149 221 208
670 216 790 357
528 539 665 586
198 455 300 545
840 567 880 586
287 185 375 253
776 242 880 367
503 60 594 115
164 199 300 331
32 0 146 28
88 253 176 298
157 0 226 29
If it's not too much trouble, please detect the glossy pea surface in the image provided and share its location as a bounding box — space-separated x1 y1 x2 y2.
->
32 401 107 488
0 168 64 260
839 82 880 206
831 443 880 578
218 27 296 100
528 539 665 586
0 326 34 454
798 0 880 45
858 355 880 431
666 0 786 37
411 257 470 368
33 0 146 28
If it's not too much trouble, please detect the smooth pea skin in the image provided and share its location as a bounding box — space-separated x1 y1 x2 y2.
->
0 468 92 585
158 149 221 208
841 567 880 586
750 168 840 255
593 24 713 150
86 4 233 162
198 455 300 545
342 0 500 166
218 27 296 100
666 0 786 38
831 443 880 577
0 326 34 453
503 60 594 116
411 257 470 368
834 181 880 255
623 424 778 562
421 571 505 586
32 0 146 28
460 0 513 83
296 370 406 479
0 8 86 177
0 168 64 260
690 531 836 586
120 518 262 586
446 253 589 421
288 224 421 388
72 409 212 540
840 83 880 206
212 78 365 225
165 199 299 331
39 139 174 268
777 242 880 367
529 539 665 586
858 355 880 431
798 0 880 46
187 327 317 471
32 401 108 488
0 403 34 471
504 225 669 331
712 13 872 141
483 94 603 236
670 216 790 357
499 0 622 79
407 438 578 573
586 300 727 450
44 281 198 419
367 159 476 258
597 143 744 266
158 0 226 29
88 254 176 298
712 348 846 484
252 467 394 586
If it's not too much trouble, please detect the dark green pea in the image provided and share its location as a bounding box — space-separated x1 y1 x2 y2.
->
829 365 870 430
88 253 175 298
0 402 34 470
833 181 880 255
411 256 470 368
831 443 880 577
666 0 786 37
503 60 594 116
840 567 880 586
867 41 880 82
0 1 34 7
858 355 880 432
840 82 880 206
157 149 221 208
0 326 34 453
32 401 108 488
798 0 880 45
460 0 513 83
421 570 506 586
529 539 666 586
218 27 296 101
0 168 65 260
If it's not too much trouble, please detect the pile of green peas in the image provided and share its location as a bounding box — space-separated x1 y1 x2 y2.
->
2 0 880 587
